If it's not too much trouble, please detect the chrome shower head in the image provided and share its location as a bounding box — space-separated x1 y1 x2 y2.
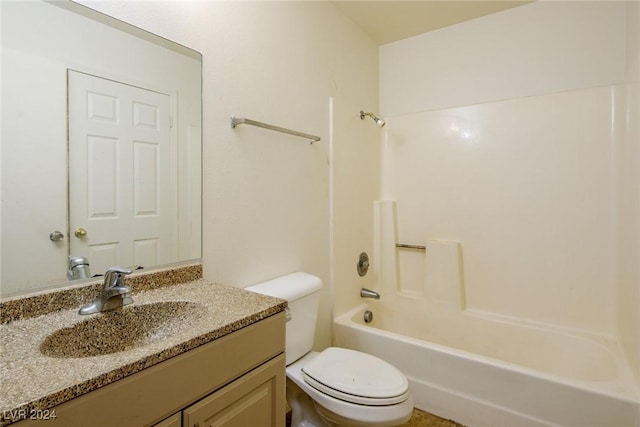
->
360 111 386 128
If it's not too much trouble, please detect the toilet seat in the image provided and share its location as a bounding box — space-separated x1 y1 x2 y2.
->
301 347 409 406
287 351 414 426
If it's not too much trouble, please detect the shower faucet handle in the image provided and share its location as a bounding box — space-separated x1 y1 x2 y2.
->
357 252 370 276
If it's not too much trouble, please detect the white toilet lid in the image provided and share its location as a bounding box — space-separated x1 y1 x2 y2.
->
301 347 409 406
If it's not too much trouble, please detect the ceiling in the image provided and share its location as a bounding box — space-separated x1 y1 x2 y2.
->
330 1 532 45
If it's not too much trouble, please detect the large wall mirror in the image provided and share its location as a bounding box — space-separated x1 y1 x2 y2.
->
1 0 202 298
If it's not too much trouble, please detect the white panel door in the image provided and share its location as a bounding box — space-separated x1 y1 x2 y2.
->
68 70 174 275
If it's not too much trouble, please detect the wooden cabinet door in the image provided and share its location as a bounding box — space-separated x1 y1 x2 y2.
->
153 413 181 427
182 354 285 427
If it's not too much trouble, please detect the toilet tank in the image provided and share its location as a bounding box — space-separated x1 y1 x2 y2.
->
246 272 321 365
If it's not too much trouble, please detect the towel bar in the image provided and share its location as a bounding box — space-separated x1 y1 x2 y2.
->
230 116 320 143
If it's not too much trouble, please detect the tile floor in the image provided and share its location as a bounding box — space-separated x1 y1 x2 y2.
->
401 408 465 427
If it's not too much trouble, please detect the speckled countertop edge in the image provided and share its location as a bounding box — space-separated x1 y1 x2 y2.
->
0 263 203 324
0 268 287 426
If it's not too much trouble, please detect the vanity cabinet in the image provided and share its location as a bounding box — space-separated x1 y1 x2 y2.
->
13 313 285 427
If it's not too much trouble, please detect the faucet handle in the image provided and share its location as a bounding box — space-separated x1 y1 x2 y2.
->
107 266 133 274
103 266 133 290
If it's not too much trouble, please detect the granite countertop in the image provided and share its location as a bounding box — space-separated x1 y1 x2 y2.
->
0 269 286 426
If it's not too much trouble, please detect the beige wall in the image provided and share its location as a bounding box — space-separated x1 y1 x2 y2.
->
330 96 380 320
380 1 626 116
619 1 640 383
80 1 379 351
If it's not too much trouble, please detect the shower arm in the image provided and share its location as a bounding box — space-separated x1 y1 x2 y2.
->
359 110 386 128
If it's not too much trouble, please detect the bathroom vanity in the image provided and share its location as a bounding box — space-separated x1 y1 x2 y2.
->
0 265 287 427
11 315 285 427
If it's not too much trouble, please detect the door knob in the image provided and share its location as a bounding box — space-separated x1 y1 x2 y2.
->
49 231 64 242
74 228 88 238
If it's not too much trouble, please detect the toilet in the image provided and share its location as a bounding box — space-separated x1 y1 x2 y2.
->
247 272 414 427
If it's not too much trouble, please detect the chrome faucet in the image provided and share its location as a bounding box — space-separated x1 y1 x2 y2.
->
360 287 380 300
67 255 91 280
79 267 133 315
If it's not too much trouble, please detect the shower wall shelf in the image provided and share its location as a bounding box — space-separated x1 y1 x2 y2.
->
230 116 321 144
396 243 427 251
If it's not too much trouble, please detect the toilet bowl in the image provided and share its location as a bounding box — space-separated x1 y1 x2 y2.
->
246 272 413 427
287 350 414 427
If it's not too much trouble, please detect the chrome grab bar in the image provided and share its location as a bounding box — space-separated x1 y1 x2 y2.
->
396 243 426 251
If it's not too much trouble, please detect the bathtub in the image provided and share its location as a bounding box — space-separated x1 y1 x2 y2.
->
334 300 639 427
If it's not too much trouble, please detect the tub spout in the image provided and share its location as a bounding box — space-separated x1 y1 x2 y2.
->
360 288 380 300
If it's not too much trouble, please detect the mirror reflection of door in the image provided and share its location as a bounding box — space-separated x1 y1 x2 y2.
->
68 70 175 276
